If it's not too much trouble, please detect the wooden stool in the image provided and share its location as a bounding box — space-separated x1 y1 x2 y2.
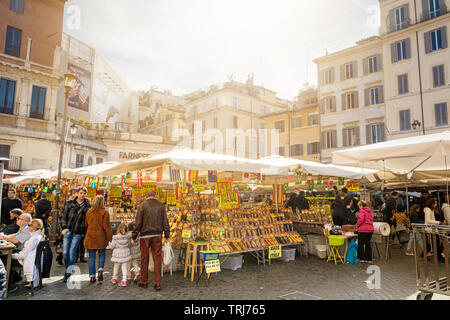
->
184 241 210 282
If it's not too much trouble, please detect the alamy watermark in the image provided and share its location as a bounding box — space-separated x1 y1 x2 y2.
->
366 265 381 290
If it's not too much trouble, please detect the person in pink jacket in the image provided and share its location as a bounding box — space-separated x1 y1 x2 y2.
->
356 201 374 263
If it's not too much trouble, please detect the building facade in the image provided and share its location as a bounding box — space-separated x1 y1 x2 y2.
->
380 0 450 138
183 78 288 159
263 87 321 161
314 36 387 163
0 0 66 171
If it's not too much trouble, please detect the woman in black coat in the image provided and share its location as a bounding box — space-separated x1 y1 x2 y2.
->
331 196 345 226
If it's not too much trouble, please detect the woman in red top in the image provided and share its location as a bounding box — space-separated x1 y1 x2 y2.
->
356 201 374 263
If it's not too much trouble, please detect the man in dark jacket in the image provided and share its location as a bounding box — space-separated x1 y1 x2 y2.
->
382 192 398 224
2 208 22 235
414 191 429 223
60 187 91 283
295 191 310 212
342 187 359 214
34 195 52 236
1 189 22 225
284 193 297 214
132 190 169 291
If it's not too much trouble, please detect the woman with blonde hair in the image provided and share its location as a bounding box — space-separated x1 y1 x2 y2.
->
84 195 113 283
11 219 43 289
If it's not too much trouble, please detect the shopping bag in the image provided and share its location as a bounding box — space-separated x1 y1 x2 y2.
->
163 241 174 266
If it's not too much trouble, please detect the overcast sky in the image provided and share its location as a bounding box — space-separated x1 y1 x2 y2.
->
63 0 380 99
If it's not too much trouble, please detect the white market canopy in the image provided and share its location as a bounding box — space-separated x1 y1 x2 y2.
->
49 161 121 180
332 131 450 181
3 169 53 185
257 155 378 179
98 148 287 177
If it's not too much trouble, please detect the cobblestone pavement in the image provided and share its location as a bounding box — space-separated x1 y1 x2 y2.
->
6 244 449 300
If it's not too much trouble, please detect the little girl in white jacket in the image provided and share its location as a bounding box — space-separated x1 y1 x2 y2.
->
107 223 131 287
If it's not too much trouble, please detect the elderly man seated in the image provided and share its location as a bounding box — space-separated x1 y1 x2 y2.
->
0 213 32 293
0 212 32 252
11 219 44 290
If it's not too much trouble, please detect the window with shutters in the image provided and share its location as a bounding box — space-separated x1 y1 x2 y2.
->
308 113 319 126
31 85 47 119
398 74 409 95
396 40 408 61
346 92 357 109
371 124 382 143
429 0 441 18
290 144 303 156
76 154 84 168
307 142 320 155
278 146 285 156
5 26 21 57
232 116 238 129
96 157 103 164
213 116 218 129
0 145 11 169
324 97 334 113
345 63 354 79
368 56 378 73
370 88 379 105
275 120 285 133
291 117 302 129
190 123 195 135
0 78 16 115
260 105 269 114
324 69 333 84
435 103 448 126
432 65 445 87
396 6 406 30
400 109 411 131
344 127 359 147
324 130 336 149
10 0 24 13
431 28 444 51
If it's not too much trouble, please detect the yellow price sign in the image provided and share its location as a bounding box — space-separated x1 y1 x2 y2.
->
205 259 221 274
110 187 122 198
182 229 191 239
269 245 282 259
192 181 205 193
87 188 97 200
166 189 176 205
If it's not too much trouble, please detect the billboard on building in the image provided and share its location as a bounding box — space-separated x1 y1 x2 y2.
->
92 76 121 125
67 63 91 112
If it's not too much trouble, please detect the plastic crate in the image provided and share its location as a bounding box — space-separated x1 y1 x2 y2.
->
328 235 345 246
199 251 220 262
221 254 243 271
281 247 296 262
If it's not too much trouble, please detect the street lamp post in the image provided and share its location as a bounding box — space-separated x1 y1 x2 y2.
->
50 71 78 240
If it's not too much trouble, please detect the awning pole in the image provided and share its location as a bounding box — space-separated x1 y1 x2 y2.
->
406 180 409 214
446 155 449 202
275 178 279 213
